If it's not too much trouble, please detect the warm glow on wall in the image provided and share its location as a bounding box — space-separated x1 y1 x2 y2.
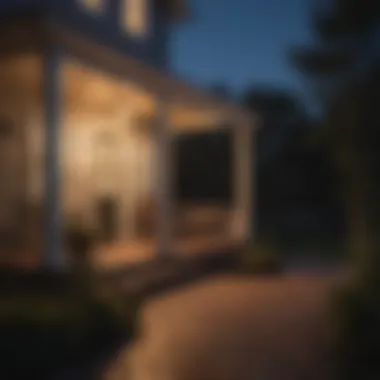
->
64 128 94 168
121 0 149 37
78 0 106 15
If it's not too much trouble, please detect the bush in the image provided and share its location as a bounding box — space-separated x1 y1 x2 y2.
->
238 240 283 274
331 276 380 380
64 217 99 299
0 286 139 378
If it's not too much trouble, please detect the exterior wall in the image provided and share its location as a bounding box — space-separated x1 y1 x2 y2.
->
46 0 171 68
0 53 45 268
151 1 171 68
0 0 172 69
62 60 155 243
0 52 157 266
0 0 42 12
0 52 156 266
61 112 154 241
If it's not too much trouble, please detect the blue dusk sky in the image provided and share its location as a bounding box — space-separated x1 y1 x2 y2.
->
171 0 315 100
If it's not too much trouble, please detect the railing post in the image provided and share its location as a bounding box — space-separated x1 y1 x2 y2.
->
232 114 254 244
155 97 173 257
43 49 64 269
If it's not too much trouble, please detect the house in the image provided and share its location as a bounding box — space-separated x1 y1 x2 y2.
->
0 0 257 270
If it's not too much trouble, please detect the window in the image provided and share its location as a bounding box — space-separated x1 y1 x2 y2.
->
78 0 106 15
121 0 149 38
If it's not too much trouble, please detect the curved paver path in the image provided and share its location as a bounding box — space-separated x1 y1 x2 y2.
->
105 271 342 380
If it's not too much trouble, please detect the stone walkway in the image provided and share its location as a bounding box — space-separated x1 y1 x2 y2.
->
104 271 341 380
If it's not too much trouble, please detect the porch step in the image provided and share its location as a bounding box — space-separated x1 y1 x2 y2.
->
104 250 239 299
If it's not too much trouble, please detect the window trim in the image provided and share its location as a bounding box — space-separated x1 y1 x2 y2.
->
77 0 107 16
120 0 150 39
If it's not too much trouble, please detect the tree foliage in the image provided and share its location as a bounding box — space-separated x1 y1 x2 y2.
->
291 2 380 378
291 0 380 265
176 84 340 251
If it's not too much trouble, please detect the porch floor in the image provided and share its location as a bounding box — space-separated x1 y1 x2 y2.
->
92 233 239 271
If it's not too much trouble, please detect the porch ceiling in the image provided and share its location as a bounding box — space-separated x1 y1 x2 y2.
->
0 55 42 110
48 22 256 133
65 61 233 133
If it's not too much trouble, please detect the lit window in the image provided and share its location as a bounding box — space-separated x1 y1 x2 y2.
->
121 0 149 38
78 0 106 15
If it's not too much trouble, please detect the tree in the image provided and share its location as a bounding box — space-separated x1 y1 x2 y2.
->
243 86 307 165
177 84 339 251
242 87 339 249
290 0 380 269
176 130 231 201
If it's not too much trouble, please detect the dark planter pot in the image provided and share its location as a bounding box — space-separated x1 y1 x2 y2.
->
64 227 95 269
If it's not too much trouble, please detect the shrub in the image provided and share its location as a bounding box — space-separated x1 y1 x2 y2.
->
239 240 283 274
0 291 139 378
331 275 380 380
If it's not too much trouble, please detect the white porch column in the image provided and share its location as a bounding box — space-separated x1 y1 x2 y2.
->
43 49 64 269
154 98 173 257
232 114 254 244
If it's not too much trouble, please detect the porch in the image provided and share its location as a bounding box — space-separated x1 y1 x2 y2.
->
93 203 239 270
0 24 257 269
